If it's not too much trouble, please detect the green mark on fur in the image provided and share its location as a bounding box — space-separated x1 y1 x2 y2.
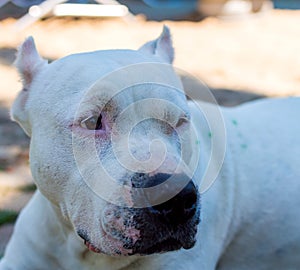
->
0 210 18 226
241 143 248 149
208 132 212 138
232 119 238 126
195 140 200 145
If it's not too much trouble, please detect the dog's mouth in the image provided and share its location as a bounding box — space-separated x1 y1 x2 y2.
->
84 240 102 253
78 229 197 256
83 237 195 256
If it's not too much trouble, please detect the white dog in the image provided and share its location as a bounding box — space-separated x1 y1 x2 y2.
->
0 27 299 270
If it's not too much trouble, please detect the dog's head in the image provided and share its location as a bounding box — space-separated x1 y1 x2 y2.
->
12 27 200 256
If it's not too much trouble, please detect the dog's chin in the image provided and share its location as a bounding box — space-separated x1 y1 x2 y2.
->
81 232 196 257
130 237 196 256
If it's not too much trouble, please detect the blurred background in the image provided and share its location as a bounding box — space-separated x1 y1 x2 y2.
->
0 0 300 257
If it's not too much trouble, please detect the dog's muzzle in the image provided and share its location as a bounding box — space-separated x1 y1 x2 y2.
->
78 173 200 256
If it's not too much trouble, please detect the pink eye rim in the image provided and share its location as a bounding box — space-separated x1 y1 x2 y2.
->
80 114 104 131
75 113 111 139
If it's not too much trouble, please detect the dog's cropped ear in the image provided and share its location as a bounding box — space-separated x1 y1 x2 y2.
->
14 36 47 88
11 37 48 136
138 25 174 64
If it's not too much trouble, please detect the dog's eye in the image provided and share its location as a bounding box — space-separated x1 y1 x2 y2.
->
176 117 189 128
80 115 103 130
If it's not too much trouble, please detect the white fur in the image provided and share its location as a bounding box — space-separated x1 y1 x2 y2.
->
1 28 300 269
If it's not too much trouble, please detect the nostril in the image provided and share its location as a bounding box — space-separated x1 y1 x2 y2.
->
131 172 172 188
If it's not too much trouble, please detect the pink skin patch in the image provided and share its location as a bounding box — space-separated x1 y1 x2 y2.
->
84 233 136 255
100 233 134 256
84 233 136 256
83 205 140 256
100 205 140 255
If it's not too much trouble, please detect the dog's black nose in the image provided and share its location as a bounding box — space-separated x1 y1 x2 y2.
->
151 179 198 224
131 173 199 225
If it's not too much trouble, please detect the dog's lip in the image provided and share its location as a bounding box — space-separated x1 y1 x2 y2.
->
77 231 102 253
84 240 102 253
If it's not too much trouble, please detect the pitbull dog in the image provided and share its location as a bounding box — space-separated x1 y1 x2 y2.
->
1 27 300 270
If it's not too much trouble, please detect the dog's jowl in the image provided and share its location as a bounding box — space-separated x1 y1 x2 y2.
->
0 27 299 270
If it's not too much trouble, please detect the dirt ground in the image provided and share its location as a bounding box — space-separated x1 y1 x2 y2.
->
0 7 300 256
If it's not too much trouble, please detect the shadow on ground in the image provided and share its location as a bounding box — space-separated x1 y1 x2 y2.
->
0 48 17 66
